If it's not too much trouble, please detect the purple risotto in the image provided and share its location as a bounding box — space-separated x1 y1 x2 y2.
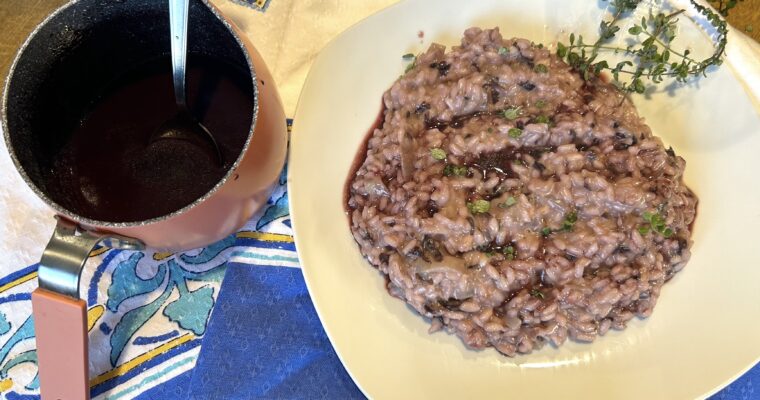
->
346 28 697 356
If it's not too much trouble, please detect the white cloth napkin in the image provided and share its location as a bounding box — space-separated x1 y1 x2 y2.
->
214 0 401 116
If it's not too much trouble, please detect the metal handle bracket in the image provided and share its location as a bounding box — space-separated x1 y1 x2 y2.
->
38 217 144 299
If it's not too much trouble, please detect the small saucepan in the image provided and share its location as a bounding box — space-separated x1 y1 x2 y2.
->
1 0 287 398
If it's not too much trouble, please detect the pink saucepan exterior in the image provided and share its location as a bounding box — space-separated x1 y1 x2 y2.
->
1 1 287 398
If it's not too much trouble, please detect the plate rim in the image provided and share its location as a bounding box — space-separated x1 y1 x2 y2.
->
288 0 760 398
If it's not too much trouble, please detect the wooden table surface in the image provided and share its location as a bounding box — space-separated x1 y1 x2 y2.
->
0 0 67 81
0 0 757 83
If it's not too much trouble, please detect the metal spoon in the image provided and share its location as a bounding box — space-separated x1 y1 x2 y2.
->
151 0 222 164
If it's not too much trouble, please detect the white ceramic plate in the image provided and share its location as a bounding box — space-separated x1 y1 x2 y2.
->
289 0 760 398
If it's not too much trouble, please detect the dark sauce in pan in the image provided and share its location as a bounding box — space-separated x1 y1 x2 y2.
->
45 55 253 222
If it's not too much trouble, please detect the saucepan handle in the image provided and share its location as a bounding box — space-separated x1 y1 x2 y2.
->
32 288 89 400
32 218 143 399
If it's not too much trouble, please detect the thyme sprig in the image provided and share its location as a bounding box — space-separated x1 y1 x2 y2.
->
556 0 729 93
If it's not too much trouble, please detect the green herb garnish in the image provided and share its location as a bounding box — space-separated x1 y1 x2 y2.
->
430 148 446 160
535 100 546 108
529 288 545 299
503 107 522 120
503 245 516 260
508 128 523 138
443 164 468 177
467 200 491 214
534 115 550 124
556 0 730 93
498 47 508 55
501 196 517 208
404 54 417 73
650 213 666 232
641 210 674 238
561 211 578 231
540 227 552 237
534 64 549 73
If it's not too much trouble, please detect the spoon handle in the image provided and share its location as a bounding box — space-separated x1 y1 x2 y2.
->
169 0 189 108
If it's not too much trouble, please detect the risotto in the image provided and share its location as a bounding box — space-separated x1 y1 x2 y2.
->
346 27 697 356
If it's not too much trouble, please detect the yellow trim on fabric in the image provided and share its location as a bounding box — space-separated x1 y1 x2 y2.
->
236 231 293 243
89 334 196 387
0 272 37 294
0 378 13 392
90 246 109 257
153 252 173 261
87 305 105 331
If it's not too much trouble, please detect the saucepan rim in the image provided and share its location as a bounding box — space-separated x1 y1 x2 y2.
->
0 0 260 228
